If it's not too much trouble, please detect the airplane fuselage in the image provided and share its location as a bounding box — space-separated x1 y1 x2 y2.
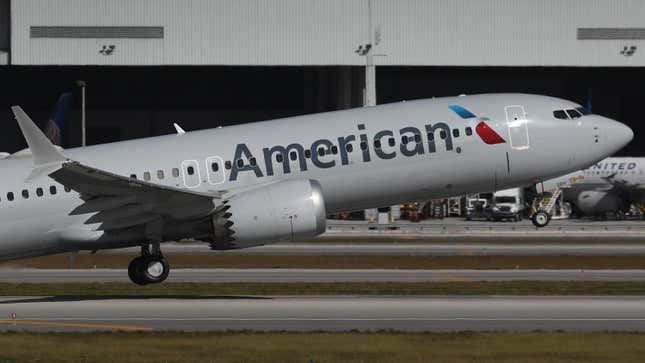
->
0 94 632 260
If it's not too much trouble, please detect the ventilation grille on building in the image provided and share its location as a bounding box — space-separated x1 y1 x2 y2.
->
578 28 645 40
30 26 164 39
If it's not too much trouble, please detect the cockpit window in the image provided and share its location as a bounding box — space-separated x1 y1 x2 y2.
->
575 107 591 115
553 110 568 119
566 109 582 119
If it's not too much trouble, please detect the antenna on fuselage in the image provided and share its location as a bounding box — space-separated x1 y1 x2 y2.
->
173 123 186 135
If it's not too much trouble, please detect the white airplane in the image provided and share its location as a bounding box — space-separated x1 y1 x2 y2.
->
0 94 632 284
541 157 645 217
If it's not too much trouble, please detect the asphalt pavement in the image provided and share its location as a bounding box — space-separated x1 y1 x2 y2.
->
2 268 645 283
1 296 644 332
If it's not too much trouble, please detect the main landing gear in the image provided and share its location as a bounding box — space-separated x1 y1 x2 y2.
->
128 243 170 285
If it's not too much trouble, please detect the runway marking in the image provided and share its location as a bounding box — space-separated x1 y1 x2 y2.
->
0 319 151 331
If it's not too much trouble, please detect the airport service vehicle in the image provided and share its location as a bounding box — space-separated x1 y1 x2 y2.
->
0 94 632 284
540 157 645 218
489 188 525 221
465 195 489 220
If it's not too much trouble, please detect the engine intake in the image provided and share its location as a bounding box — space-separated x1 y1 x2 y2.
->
210 179 326 249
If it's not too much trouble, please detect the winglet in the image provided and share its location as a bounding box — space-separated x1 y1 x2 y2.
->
11 106 67 167
173 123 186 135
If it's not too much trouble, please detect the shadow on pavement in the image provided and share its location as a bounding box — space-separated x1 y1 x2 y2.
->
0 295 272 304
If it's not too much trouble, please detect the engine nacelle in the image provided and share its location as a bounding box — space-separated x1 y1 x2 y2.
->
211 179 326 249
576 190 628 216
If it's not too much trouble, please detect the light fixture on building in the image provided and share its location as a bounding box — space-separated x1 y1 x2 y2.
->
99 44 116 55
620 45 637 57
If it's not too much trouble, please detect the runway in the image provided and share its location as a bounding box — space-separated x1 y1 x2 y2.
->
3 268 645 283
141 242 645 256
1 296 644 332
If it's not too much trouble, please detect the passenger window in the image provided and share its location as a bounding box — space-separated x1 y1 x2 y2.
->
237 159 244 168
553 110 568 119
453 129 460 138
388 138 396 147
50 186 57 195
144 171 151 180
331 146 338 155
211 162 219 172
250 157 257 166
414 134 421 143
172 168 180 177
186 167 194 176
7 192 13 201
318 148 325 157
130 174 137 179
276 154 284 163
157 170 164 179
346 143 353 152
401 135 409 144
374 139 381 149
290 151 297 161
440 130 447 139
225 161 232 170
22 190 29 199
36 188 43 197
427 133 435 141
465 127 473 136
65 186 71 192
305 149 312 158
360 141 368 150
566 109 582 119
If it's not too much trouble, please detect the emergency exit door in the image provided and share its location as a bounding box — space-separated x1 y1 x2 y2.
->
505 105 530 150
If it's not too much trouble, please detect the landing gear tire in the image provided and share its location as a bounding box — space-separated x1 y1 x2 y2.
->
128 256 147 285
532 210 550 228
128 253 170 285
140 256 170 284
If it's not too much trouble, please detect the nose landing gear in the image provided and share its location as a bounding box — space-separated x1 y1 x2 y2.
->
128 244 170 285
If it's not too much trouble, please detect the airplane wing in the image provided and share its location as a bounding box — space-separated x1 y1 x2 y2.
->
11 105 227 241
49 161 224 229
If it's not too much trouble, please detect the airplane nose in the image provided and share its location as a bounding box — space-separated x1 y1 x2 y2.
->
607 119 633 150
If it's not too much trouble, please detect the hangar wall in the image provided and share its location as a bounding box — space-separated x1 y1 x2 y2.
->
9 0 645 66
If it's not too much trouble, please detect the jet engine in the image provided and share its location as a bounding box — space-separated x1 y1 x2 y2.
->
210 179 326 249
576 190 629 216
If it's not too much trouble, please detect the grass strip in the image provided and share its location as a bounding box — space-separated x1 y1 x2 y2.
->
3 281 645 296
1 331 645 363
5 253 645 269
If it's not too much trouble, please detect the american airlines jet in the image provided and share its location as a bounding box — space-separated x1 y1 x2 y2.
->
0 94 633 284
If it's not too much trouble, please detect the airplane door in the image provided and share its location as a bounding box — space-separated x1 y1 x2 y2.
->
205 156 226 185
181 160 201 188
505 105 530 150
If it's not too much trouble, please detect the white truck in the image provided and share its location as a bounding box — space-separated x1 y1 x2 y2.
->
489 188 525 222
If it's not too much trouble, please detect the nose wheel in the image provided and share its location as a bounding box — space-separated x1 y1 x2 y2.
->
531 210 551 228
128 244 170 285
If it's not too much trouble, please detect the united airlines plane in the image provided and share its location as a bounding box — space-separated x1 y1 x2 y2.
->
0 94 632 284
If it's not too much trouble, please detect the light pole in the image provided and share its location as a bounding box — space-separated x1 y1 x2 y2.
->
75 80 86 147
355 0 382 107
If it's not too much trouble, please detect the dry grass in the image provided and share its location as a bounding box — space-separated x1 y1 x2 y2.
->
4 252 645 269
1 331 645 363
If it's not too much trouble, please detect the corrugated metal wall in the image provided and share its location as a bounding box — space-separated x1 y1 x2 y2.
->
10 0 645 66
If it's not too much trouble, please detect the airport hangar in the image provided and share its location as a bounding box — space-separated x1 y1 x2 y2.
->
0 0 643 156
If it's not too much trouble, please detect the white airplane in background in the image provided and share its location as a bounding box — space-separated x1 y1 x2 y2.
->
541 157 645 217
0 94 632 284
